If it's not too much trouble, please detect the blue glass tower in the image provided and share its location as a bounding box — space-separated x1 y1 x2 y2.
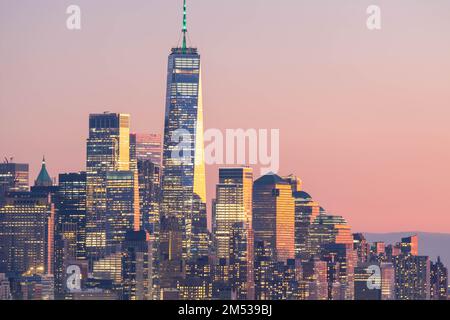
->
160 0 208 289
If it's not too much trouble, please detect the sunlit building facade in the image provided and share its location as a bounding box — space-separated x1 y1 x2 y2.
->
214 168 254 299
253 174 295 263
160 2 208 289
215 168 253 259
401 235 419 256
86 112 130 260
307 213 353 259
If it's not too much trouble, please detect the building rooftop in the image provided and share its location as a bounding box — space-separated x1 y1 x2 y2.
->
35 157 52 187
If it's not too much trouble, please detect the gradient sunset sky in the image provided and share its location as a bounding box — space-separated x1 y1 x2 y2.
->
1 0 450 233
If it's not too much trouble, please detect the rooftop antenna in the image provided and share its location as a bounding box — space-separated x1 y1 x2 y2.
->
182 0 187 53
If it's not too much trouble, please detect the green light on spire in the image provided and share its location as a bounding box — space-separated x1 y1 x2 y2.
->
182 0 187 53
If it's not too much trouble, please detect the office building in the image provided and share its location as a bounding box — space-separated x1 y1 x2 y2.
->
430 256 448 300
401 235 419 256
135 133 162 166
86 112 130 260
0 162 29 196
0 192 52 275
159 1 208 288
253 174 295 262
394 254 430 300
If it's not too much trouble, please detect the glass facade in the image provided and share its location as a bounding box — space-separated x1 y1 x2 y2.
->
160 45 208 287
292 190 320 260
135 133 162 166
86 113 130 260
0 192 51 275
215 167 254 299
0 163 29 196
394 254 430 300
253 174 295 263
105 171 135 251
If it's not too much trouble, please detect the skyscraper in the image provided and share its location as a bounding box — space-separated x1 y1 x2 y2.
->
54 172 87 298
0 192 52 275
135 133 162 166
252 173 295 263
430 256 448 300
56 172 87 261
86 112 130 260
307 213 353 259
137 159 161 297
122 230 153 300
105 171 136 250
394 254 430 300
129 133 141 232
138 160 161 236
214 167 254 299
0 162 29 196
401 235 419 256
215 168 253 259
160 0 208 289
292 190 320 260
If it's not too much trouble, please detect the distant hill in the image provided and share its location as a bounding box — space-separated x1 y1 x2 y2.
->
362 232 450 268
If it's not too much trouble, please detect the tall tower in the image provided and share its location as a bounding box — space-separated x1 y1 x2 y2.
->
252 173 295 263
214 167 254 299
85 112 130 261
215 168 253 259
160 0 208 289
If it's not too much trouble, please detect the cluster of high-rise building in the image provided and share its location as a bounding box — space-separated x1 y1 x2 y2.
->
0 1 448 301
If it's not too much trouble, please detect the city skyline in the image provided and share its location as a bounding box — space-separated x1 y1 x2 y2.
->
0 0 448 302
1 1 450 234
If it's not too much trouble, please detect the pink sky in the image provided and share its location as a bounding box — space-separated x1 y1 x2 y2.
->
1 0 450 233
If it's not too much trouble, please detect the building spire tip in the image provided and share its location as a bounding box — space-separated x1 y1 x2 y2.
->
182 0 187 52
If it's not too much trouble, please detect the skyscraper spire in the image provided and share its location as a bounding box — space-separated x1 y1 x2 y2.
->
182 0 187 53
